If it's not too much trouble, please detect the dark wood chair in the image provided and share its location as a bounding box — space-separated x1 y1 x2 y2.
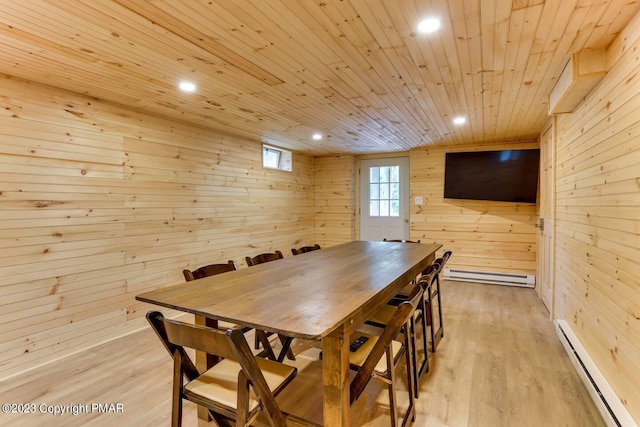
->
245 250 284 266
291 244 321 255
383 238 421 243
183 260 256 346
365 267 437 398
244 250 294 361
428 250 452 352
183 260 237 281
146 311 299 427
414 266 437 387
349 287 424 427
419 261 441 355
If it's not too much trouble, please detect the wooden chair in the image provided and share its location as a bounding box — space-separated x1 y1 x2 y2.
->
291 244 321 255
414 266 437 385
428 250 452 352
146 311 299 427
244 250 294 361
245 250 284 266
365 267 437 398
183 260 237 281
183 260 256 348
349 288 424 427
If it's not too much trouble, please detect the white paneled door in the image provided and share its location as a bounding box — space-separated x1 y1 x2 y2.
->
359 157 410 241
537 123 556 317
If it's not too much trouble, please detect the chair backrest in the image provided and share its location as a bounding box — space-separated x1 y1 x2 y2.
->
349 288 424 404
433 250 452 275
416 267 437 294
245 250 284 266
291 244 321 255
146 311 290 426
401 265 435 301
425 251 451 280
441 250 452 268
429 250 451 293
183 260 238 281
383 238 421 243
422 259 442 278
147 310 237 362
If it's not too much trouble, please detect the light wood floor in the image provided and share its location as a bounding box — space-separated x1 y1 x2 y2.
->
0 281 605 426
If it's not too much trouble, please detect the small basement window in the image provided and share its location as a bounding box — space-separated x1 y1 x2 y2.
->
262 144 292 172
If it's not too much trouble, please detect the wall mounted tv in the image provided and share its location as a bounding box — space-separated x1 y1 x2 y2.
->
444 149 540 203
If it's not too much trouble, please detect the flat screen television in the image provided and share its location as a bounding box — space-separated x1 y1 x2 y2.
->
444 149 540 203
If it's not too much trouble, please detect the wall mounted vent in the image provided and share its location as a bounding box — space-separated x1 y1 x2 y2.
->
443 268 535 288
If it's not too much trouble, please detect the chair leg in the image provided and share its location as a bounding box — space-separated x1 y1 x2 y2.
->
255 330 277 360
277 336 296 362
414 298 429 397
408 319 418 399
403 331 417 427
172 351 183 427
256 331 295 360
386 348 399 427
254 329 272 350
431 276 444 351
436 275 444 336
387 332 416 427
237 370 250 427
425 288 436 353
420 300 429 373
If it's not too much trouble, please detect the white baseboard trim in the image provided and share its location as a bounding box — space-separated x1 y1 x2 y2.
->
556 319 637 427
443 267 535 287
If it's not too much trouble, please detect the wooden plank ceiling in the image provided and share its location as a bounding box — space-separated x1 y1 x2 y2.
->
0 0 638 155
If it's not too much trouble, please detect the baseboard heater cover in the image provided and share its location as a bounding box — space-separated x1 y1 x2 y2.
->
443 268 535 288
556 320 637 427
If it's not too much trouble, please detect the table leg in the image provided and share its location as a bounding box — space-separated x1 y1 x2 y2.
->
322 326 350 427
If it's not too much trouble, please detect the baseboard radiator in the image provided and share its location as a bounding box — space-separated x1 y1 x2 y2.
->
443 268 535 288
556 320 637 427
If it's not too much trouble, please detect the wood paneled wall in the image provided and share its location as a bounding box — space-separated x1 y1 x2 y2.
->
0 77 315 380
313 156 356 247
409 143 539 274
553 11 640 422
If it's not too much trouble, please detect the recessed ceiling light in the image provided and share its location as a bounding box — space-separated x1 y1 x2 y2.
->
417 18 440 34
453 116 466 125
312 133 322 141
178 81 196 92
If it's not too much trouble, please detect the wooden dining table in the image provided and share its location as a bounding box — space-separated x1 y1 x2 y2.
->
136 240 441 426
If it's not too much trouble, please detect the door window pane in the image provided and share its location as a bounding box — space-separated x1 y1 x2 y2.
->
390 166 399 182
380 166 390 183
370 183 379 199
390 183 399 199
380 200 390 216
380 183 389 199
390 200 400 216
368 165 400 217
370 167 380 183
369 201 379 216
